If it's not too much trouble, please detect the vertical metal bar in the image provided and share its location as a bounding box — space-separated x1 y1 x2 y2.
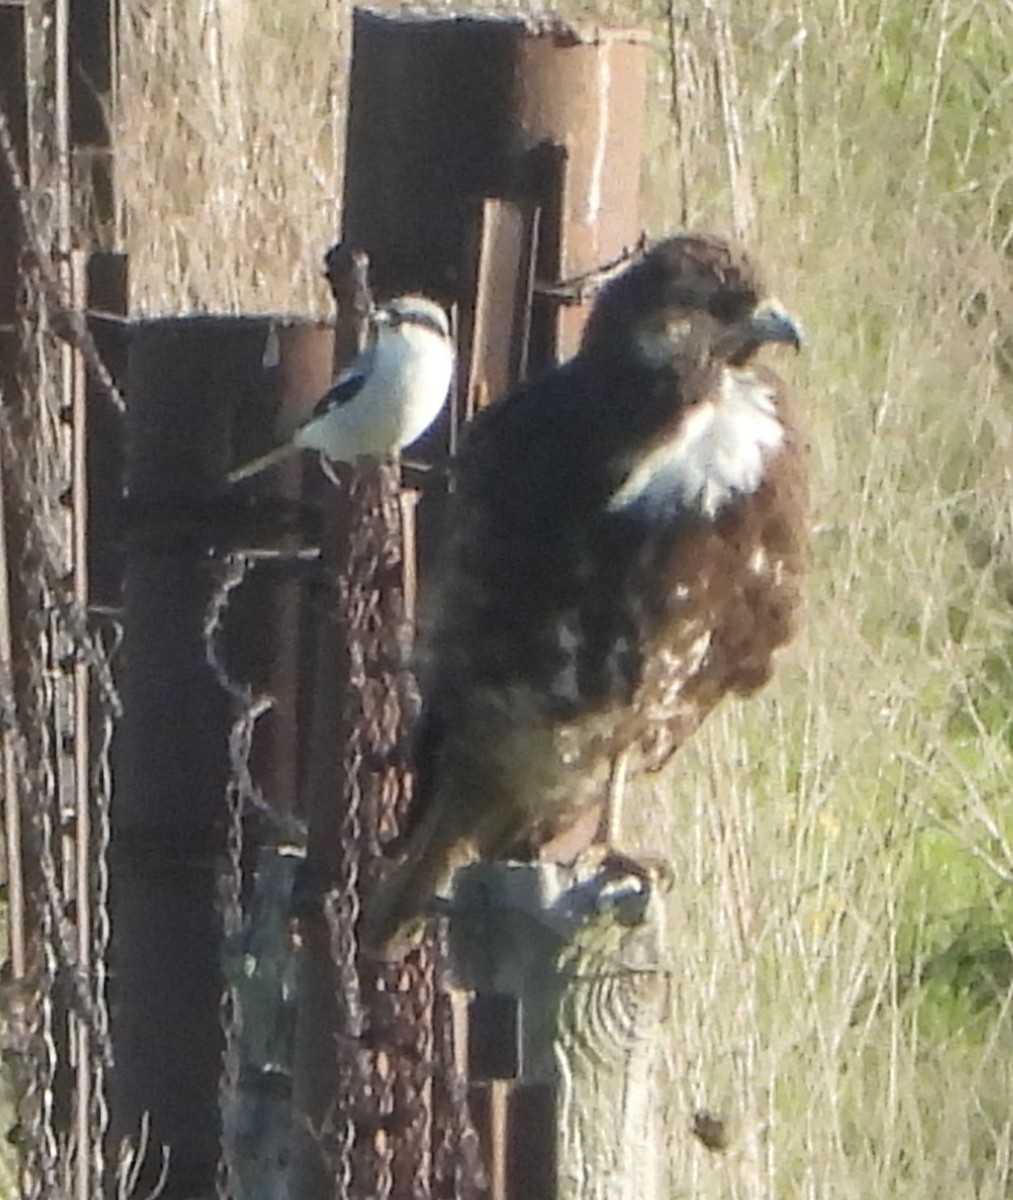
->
0 436 26 983
54 0 71 261
506 1084 554 1200
0 0 28 982
69 248 91 1200
399 489 419 630
288 260 362 1200
459 199 539 422
257 320 333 816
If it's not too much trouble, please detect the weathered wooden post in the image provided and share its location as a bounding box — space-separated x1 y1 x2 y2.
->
451 860 670 1200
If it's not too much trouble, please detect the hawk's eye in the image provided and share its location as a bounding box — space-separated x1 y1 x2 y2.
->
709 291 756 323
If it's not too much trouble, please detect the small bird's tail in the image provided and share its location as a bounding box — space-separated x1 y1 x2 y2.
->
226 442 299 484
359 802 461 959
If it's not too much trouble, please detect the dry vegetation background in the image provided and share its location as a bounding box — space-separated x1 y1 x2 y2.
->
114 0 1013 1196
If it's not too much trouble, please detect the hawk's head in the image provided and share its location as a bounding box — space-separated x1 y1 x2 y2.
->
581 234 801 373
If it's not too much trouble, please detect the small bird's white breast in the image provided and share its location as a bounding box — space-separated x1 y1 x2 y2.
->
295 322 454 460
608 369 784 519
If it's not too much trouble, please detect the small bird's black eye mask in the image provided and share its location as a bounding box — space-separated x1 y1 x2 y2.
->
383 307 449 340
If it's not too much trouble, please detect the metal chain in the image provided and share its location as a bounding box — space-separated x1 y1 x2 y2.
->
0 314 117 1053
0 127 121 1197
88 620 118 1197
7 272 68 1200
1 660 60 1200
341 462 450 1200
328 467 373 1200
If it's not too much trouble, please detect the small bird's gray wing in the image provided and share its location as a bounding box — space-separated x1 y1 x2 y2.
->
310 343 376 418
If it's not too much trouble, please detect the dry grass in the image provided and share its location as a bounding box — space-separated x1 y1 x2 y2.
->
117 0 350 313
117 0 1013 1195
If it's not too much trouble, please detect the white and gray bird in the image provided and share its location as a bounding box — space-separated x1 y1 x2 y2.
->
227 294 455 483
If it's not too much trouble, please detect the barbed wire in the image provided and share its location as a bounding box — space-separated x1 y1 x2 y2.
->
0 95 126 416
202 550 292 1200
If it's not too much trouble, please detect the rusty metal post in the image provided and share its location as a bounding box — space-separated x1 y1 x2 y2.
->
341 10 647 376
331 13 649 1200
0 0 31 985
340 7 647 576
113 313 336 1199
111 316 273 1198
510 28 648 365
243 320 334 818
215 318 334 1200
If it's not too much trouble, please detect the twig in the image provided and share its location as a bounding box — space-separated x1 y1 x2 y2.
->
534 234 651 305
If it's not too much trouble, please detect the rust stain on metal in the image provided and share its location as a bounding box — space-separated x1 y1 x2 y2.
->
269 318 336 440
258 320 333 819
514 32 648 363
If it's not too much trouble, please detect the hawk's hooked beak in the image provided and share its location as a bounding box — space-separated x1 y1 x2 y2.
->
748 299 803 352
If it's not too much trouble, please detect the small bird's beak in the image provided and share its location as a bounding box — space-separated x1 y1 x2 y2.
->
748 299 803 352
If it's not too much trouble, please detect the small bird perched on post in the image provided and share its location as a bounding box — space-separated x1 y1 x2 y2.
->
361 233 809 957
227 294 455 483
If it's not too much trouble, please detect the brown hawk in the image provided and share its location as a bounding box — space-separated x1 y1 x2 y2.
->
362 234 808 955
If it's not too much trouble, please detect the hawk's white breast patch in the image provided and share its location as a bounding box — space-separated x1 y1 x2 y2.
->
608 370 784 519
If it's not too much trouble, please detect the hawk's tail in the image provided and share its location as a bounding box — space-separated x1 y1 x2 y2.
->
226 441 299 484
359 803 460 960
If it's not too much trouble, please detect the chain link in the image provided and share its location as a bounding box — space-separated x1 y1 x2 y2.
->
323 460 444 1200
88 624 117 1197
1 97 120 1200
330 465 376 1200
2 270 68 1200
